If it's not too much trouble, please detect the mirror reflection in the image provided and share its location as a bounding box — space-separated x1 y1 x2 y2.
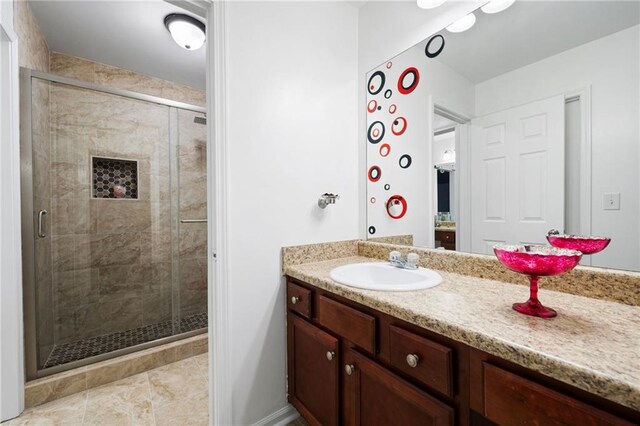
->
365 0 640 271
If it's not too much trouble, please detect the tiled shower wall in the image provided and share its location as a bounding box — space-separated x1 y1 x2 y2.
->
41 54 207 349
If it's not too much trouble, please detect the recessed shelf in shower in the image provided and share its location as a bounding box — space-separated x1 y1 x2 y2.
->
91 156 139 199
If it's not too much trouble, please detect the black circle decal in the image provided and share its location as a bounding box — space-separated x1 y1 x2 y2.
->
367 121 385 144
368 165 381 182
398 67 420 95
425 34 445 58
384 184 390 191
399 154 412 169
367 71 385 95
384 89 392 99
368 226 376 235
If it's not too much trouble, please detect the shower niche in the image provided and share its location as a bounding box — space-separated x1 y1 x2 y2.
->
92 156 139 199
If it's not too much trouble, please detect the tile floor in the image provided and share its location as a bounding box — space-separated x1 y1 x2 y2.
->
5 354 209 426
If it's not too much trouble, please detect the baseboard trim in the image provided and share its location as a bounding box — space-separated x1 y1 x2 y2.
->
252 404 299 426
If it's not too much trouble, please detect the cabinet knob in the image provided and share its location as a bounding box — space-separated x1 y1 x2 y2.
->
345 364 355 375
326 351 335 361
291 296 300 305
406 354 420 368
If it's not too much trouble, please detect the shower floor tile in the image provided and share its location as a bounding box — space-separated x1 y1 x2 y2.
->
43 313 207 369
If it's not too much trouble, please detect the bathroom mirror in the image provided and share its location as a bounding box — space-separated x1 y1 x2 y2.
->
365 0 640 272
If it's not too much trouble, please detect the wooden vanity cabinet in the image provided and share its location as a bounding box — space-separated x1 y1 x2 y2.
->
287 313 340 425
286 278 639 426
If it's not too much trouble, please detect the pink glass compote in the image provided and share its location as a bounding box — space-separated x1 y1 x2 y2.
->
493 245 582 318
546 234 611 255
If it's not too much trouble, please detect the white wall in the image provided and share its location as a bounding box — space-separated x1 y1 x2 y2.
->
475 25 640 271
0 0 25 421
225 2 358 424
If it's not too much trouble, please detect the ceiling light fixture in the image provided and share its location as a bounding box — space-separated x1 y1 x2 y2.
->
446 12 476 33
481 0 516 14
417 0 447 10
164 13 206 51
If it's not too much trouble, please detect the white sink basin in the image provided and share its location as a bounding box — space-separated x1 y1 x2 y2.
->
329 262 443 291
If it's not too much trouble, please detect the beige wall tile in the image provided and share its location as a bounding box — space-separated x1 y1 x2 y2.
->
15 0 49 71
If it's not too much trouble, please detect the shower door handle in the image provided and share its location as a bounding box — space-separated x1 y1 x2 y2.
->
37 209 48 238
180 219 207 223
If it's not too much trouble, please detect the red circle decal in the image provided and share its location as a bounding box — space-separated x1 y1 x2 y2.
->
367 100 377 113
386 195 407 219
379 143 391 157
397 67 420 95
391 117 407 136
368 165 381 182
389 104 397 114
370 197 376 204
386 62 393 69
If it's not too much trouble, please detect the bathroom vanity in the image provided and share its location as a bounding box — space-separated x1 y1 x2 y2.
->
283 242 640 426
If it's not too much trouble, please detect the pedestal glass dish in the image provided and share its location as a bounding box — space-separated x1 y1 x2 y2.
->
546 235 611 255
493 245 582 318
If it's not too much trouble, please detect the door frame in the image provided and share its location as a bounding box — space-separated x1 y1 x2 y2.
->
0 2 26 420
564 87 592 263
433 104 471 251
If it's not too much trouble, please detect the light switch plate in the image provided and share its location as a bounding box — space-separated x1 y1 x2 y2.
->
603 192 620 210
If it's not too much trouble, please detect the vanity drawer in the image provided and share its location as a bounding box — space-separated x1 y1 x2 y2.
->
435 230 456 243
287 282 312 319
389 325 453 397
483 363 634 426
316 295 376 353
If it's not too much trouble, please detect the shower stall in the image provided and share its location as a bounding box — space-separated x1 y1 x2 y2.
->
20 69 208 379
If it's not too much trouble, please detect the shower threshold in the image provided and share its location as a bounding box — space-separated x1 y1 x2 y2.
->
43 312 207 369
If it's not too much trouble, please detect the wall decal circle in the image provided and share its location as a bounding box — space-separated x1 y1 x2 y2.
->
368 165 382 182
384 184 390 191
377 106 381 111
384 89 393 99
389 104 397 114
386 195 408 219
425 34 445 58
391 117 408 136
367 71 385 95
367 121 385 144
370 197 376 204
367 99 378 113
399 154 412 169
397 67 420 95
368 226 376 235
386 61 392 69
379 143 391 157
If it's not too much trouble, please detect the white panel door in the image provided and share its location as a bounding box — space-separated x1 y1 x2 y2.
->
470 95 565 254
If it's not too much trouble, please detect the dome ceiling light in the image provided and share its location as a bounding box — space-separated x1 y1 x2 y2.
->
417 0 447 9
481 0 516 14
446 12 476 33
164 13 206 51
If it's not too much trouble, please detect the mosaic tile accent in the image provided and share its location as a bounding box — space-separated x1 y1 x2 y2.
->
43 313 207 368
92 157 138 199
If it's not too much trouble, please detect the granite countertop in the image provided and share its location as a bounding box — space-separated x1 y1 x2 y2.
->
434 226 456 232
284 256 640 411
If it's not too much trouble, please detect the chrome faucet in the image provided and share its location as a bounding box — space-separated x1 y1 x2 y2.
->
389 251 419 270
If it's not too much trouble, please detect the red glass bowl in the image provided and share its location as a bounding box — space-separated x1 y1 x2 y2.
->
493 245 582 319
546 235 611 255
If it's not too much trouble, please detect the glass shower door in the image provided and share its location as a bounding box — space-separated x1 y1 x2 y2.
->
173 108 208 332
28 77 175 373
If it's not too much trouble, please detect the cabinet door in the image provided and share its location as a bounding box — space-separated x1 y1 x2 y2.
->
344 349 454 426
288 314 339 426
